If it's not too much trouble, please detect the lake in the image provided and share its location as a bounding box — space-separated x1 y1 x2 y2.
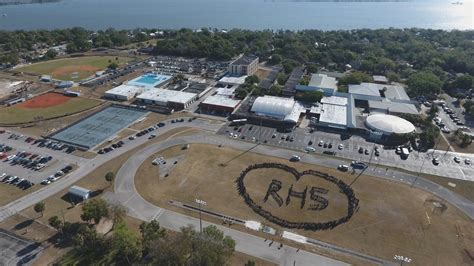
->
0 0 472 30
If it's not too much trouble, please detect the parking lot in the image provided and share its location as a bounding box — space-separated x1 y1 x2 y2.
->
217 123 474 181
0 131 84 185
0 229 44 265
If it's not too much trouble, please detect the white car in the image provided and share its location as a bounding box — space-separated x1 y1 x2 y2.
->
454 156 461 163
465 158 471 165
0 173 6 179
6 154 16 161
41 179 51 185
338 144 344 150
305 146 316 152
318 140 324 146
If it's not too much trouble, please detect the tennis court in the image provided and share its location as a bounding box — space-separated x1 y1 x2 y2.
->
50 106 147 149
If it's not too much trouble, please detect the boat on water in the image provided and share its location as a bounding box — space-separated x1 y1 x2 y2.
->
452 1 463 5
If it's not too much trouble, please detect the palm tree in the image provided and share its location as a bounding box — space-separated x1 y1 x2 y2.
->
34 202 45 218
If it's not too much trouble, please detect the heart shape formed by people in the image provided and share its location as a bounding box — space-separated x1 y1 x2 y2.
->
235 163 359 231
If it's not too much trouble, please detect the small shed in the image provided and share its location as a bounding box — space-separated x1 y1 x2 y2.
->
68 185 91 202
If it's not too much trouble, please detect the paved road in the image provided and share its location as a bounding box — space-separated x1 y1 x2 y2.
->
0 119 222 222
0 119 472 264
107 131 406 265
218 124 474 181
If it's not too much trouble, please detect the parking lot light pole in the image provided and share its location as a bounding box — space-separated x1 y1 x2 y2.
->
195 198 207 233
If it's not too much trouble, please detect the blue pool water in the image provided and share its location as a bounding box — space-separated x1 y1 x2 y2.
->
129 74 172 87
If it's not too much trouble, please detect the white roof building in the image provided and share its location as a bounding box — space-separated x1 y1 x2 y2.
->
137 89 197 107
104 84 145 101
251 96 295 119
366 114 415 135
201 95 241 109
250 96 303 123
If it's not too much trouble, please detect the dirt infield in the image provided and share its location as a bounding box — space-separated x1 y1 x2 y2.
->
18 92 71 109
51 65 101 79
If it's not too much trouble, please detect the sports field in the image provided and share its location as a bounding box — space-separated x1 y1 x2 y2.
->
135 144 474 266
0 92 100 124
17 56 134 81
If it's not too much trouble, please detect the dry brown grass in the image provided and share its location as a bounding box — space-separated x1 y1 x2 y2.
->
135 144 474 266
0 182 40 206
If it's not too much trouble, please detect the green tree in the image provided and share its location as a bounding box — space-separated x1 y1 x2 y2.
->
245 260 256 266
48 216 62 229
108 62 119 70
428 105 439 119
338 71 373 86
105 172 115 186
295 90 324 103
282 59 299 74
452 75 473 90
268 54 282 65
81 198 109 224
34 202 45 218
387 72 401 83
190 225 236 265
277 73 288 85
407 72 442 97
111 222 142 265
268 85 282 96
245 75 260 85
300 75 310 85
140 219 166 252
45 49 58 59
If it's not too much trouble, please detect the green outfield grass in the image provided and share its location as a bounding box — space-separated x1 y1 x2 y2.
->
17 56 134 81
0 97 101 124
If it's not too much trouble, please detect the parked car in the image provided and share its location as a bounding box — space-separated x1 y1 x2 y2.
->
290 155 301 162
337 165 349 172
351 161 367 169
432 158 440 165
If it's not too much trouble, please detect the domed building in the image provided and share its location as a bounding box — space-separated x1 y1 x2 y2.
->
365 114 415 136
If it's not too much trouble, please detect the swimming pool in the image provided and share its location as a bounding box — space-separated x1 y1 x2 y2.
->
129 73 172 87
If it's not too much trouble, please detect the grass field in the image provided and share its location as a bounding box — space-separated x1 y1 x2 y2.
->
17 56 134 81
135 144 474 266
0 95 101 124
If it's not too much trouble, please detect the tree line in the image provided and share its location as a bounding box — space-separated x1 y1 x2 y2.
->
45 198 236 265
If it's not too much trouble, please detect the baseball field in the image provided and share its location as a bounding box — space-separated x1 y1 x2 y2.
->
0 92 101 124
17 56 134 81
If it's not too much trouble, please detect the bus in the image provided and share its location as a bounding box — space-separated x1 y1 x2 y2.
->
230 119 247 126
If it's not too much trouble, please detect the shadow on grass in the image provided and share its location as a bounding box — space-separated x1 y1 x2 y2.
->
13 219 34 231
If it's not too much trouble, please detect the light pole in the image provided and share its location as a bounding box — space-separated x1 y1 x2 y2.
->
195 198 207 233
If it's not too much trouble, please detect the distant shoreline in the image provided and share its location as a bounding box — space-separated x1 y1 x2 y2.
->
0 0 60 6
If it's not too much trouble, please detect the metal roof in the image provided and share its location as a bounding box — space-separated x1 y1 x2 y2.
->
349 82 410 101
68 185 91 197
308 74 337 90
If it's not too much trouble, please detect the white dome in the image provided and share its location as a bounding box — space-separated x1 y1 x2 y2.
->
366 114 415 135
251 96 295 118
